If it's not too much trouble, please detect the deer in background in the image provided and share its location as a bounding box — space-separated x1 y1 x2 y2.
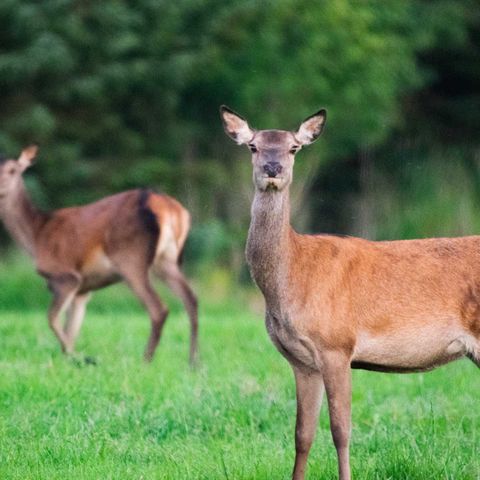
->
0 146 198 364
220 106 479 480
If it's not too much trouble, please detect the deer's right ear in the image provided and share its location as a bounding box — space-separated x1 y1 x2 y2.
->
17 145 38 171
220 106 254 145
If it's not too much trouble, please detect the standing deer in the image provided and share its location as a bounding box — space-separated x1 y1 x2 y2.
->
220 105 479 480
0 146 198 364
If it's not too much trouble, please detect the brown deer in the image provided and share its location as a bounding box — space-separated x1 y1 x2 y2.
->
220 105 479 480
0 145 198 364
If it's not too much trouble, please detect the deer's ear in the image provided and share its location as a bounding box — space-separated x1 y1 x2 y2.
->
220 105 254 145
18 145 38 171
295 109 327 145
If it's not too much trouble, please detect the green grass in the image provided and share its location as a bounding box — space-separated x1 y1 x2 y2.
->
0 287 479 479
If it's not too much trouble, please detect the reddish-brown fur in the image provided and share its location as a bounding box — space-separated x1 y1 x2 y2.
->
0 146 198 364
220 106 479 480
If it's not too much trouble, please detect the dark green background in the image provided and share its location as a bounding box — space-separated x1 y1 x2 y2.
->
1 0 479 276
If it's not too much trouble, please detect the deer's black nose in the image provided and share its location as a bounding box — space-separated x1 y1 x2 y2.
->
263 161 283 178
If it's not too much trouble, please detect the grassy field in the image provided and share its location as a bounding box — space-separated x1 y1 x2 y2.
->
0 274 479 479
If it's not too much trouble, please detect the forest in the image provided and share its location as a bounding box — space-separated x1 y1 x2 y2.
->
1 0 479 276
1 3 480 479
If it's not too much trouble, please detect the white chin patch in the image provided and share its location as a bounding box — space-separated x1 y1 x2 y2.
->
264 178 283 190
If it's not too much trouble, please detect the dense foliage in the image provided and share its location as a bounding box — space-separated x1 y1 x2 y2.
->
0 0 479 269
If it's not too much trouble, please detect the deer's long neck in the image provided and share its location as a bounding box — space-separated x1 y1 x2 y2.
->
246 188 293 307
0 183 48 257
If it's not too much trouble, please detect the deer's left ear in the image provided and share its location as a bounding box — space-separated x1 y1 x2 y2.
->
295 109 327 145
18 145 38 171
220 105 255 145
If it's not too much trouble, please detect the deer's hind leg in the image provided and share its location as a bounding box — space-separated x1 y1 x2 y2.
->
466 337 480 367
154 261 198 365
112 257 169 362
467 351 480 367
449 334 480 368
132 277 169 362
106 201 170 362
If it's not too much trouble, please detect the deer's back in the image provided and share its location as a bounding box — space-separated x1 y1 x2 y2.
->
34 189 187 277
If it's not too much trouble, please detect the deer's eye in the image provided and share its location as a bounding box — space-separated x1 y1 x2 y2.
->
8 168 15 175
248 144 257 153
289 146 299 155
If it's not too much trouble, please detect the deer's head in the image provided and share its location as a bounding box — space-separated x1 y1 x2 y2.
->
0 145 38 199
220 106 326 192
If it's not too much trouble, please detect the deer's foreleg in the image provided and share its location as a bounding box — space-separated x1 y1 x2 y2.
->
63 292 91 352
292 367 324 480
47 273 80 354
323 351 352 480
